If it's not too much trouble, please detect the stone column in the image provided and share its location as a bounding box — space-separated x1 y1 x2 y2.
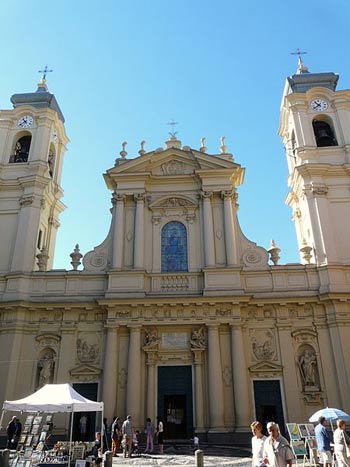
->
230 324 250 430
192 349 205 432
112 194 125 269
207 324 224 430
126 326 142 427
145 351 157 421
276 316 302 421
102 326 119 421
133 193 145 269
221 190 237 266
201 191 215 267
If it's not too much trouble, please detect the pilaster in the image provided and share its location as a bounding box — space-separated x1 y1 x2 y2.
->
200 191 215 267
102 326 119 421
126 325 142 427
133 193 145 269
112 193 125 269
230 323 250 430
221 190 237 265
207 324 224 430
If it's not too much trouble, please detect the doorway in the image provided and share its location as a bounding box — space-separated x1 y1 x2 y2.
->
158 366 193 439
72 383 98 441
253 380 286 436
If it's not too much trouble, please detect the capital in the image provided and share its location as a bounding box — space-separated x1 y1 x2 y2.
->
112 193 126 205
134 193 146 203
221 189 234 200
200 191 213 200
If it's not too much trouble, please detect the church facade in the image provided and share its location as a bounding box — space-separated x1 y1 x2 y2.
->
1 61 350 442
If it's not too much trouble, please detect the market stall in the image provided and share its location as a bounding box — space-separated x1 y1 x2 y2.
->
0 384 104 466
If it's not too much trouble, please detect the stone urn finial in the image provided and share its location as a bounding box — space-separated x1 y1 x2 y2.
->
138 140 146 156
268 239 281 265
36 246 49 271
70 244 83 270
300 239 313 264
220 136 227 154
200 137 207 153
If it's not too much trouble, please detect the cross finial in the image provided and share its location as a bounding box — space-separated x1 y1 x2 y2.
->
38 65 53 83
291 49 308 72
167 119 179 138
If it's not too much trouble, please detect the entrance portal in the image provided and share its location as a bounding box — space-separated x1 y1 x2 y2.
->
72 383 98 441
253 380 285 436
158 366 193 439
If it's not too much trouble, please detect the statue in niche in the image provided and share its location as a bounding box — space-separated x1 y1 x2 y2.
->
143 329 160 349
38 353 54 387
190 327 206 349
299 348 319 389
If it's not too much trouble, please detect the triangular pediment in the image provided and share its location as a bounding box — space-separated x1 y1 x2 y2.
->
107 146 238 177
70 364 102 377
249 361 283 376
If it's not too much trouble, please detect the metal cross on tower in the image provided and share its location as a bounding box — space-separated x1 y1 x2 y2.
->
167 119 179 137
38 65 53 81
291 48 307 62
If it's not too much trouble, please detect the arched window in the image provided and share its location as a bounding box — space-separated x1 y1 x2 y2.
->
161 221 188 272
312 119 338 147
9 134 32 163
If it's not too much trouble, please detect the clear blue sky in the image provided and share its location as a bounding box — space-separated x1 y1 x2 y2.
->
1 0 349 269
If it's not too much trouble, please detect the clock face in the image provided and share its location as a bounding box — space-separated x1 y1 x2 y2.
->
17 115 34 128
310 98 328 112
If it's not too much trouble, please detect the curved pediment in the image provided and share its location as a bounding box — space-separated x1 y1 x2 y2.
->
150 195 198 209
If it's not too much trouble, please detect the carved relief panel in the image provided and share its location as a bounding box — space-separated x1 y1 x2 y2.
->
76 333 100 365
250 329 278 362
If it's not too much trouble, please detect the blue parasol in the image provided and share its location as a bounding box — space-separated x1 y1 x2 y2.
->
309 407 350 423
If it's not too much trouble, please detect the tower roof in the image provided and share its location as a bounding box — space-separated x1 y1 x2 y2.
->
10 80 65 123
287 71 339 94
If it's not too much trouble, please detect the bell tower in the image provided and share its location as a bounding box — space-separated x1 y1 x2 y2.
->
279 59 350 266
0 77 69 272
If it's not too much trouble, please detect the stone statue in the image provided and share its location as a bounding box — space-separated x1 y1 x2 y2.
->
143 329 160 348
38 354 54 387
190 327 206 349
299 349 318 387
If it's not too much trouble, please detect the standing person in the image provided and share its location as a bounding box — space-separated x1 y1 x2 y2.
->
102 417 108 451
145 417 155 453
6 416 17 449
315 416 332 467
193 434 199 452
111 417 121 457
334 419 350 467
263 422 294 467
79 414 88 441
156 417 164 454
121 415 133 458
13 418 22 449
251 421 266 467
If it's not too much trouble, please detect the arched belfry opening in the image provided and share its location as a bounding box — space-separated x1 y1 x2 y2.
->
312 118 338 147
9 134 32 163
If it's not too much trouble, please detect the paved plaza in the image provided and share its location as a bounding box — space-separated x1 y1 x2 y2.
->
109 444 252 467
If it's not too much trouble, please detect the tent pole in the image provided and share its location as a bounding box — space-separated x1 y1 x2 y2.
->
0 409 5 430
101 406 104 454
69 410 74 466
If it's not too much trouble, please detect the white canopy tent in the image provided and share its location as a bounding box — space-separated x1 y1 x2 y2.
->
1 384 104 464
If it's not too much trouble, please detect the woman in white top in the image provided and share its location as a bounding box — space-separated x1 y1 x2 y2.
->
251 421 267 467
334 419 350 467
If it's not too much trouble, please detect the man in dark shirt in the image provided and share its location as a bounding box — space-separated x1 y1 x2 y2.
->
6 416 17 449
